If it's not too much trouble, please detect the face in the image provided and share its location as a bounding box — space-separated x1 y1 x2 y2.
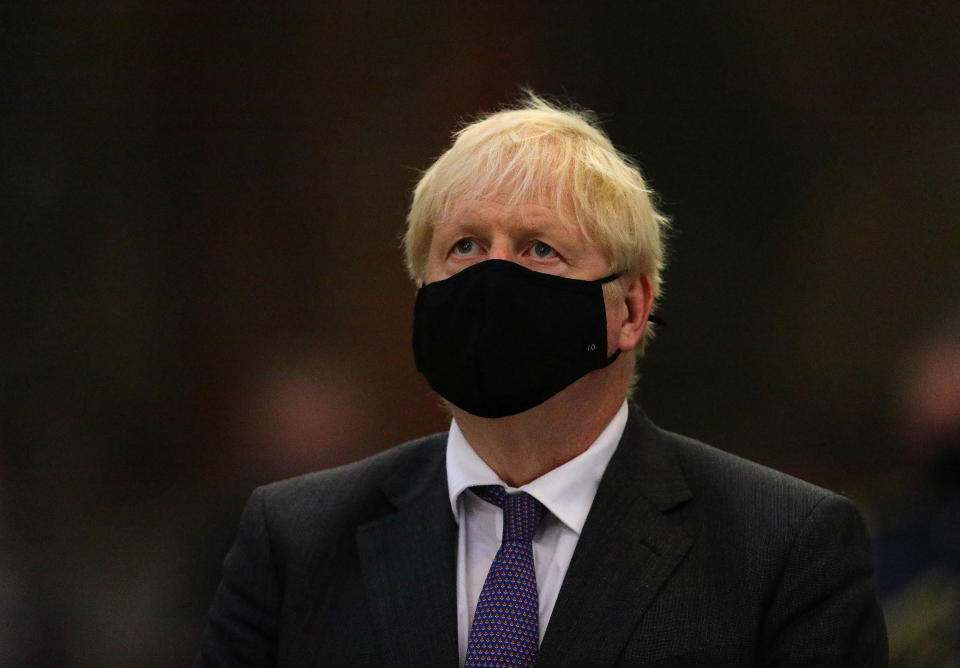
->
425 198 649 359
424 198 612 284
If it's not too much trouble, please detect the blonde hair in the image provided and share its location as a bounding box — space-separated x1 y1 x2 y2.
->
403 92 670 343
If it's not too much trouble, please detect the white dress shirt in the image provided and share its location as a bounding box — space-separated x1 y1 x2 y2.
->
445 400 628 665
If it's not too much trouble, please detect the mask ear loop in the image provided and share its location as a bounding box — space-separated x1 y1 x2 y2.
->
598 272 667 327
596 272 664 366
600 349 622 367
601 315 665 367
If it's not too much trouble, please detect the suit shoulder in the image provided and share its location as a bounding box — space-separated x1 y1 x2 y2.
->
655 426 843 518
253 432 447 536
646 425 875 600
263 431 446 494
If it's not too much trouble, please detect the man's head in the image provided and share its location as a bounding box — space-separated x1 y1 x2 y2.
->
404 92 669 351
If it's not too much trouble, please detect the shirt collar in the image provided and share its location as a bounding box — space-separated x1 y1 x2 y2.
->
445 399 628 535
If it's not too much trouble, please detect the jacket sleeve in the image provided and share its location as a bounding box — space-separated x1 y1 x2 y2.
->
760 493 888 667
195 487 281 668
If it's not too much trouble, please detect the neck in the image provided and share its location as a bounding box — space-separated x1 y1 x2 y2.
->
451 361 630 487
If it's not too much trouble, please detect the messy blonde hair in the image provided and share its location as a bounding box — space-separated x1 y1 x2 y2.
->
403 92 670 344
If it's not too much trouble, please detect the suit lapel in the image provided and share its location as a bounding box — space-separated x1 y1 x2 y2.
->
538 403 695 667
356 438 460 667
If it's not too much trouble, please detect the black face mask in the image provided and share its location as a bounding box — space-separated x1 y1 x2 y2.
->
412 259 622 418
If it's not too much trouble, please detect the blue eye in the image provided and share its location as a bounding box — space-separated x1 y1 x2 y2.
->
531 241 557 259
452 238 478 256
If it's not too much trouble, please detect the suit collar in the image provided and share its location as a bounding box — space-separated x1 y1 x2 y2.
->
617 401 693 511
537 401 695 666
379 433 450 507
356 434 461 667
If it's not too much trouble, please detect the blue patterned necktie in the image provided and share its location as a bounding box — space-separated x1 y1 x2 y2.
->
464 485 547 668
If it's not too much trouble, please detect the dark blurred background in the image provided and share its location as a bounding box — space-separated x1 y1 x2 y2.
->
3 2 958 666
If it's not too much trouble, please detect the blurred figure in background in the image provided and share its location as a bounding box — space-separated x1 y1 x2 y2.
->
876 310 960 667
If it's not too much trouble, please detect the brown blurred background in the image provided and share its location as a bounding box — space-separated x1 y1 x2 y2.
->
3 2 958 666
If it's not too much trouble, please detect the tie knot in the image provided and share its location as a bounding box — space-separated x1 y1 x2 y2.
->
472 485 546 542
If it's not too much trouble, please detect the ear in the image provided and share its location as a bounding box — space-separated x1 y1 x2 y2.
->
615 274 655 352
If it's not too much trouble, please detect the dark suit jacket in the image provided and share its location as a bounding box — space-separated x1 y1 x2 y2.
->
196 403 887 666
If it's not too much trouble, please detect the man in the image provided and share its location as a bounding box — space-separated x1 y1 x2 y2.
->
197 94 887 666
